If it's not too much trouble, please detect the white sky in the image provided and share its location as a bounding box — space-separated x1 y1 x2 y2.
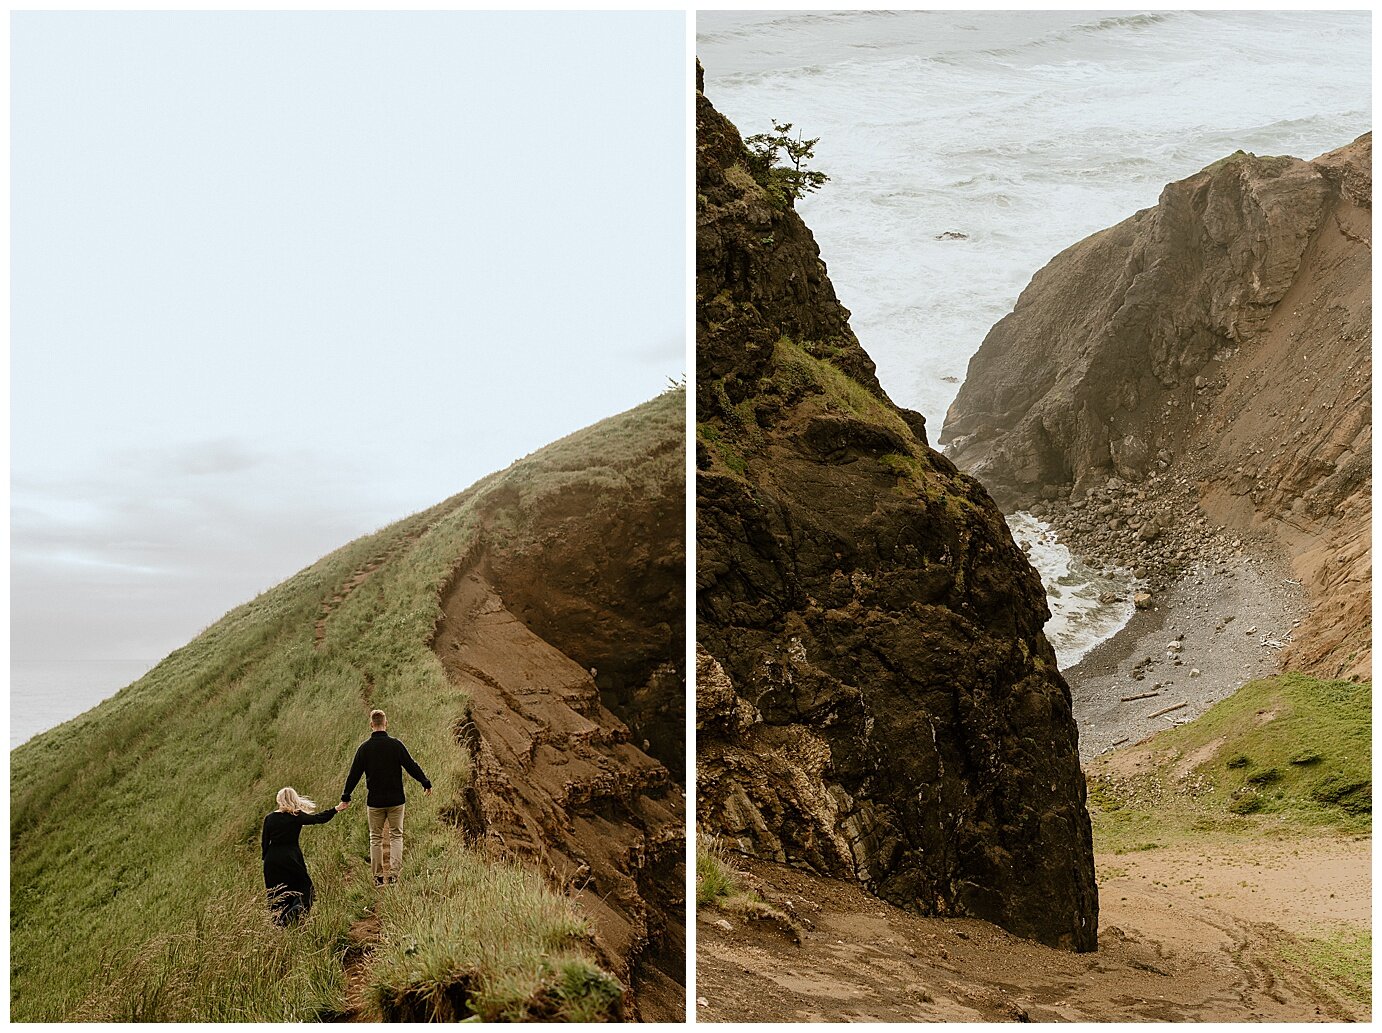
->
12 11 686 667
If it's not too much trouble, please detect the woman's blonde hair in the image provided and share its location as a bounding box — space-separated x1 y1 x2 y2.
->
276 787 317 814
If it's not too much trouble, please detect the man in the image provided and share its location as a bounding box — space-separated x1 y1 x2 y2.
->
340 709 431 887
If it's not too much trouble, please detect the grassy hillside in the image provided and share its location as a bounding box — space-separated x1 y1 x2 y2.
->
11 388 683 1022
1086 673 1371 1011
1086 674 1371 850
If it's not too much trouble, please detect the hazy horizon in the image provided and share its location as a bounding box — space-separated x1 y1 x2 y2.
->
12 11 686 745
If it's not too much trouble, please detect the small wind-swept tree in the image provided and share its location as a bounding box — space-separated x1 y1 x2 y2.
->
744 120 830 205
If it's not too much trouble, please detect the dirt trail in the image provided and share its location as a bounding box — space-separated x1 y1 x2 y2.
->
337 910 381 1022
318 518 447 1016
314 518 440 651
434 564 685 1021
697 841 1367 1022
314 552 395 650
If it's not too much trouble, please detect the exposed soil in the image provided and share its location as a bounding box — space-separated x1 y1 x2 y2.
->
338 910 382 1023
1096 837 1369 941
697 845 1367 1022
480 465 686 783
433 561 685 1021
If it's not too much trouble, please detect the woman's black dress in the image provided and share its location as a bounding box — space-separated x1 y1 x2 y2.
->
262 808 336 926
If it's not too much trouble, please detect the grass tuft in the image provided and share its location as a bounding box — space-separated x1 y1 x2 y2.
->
696 835 739 907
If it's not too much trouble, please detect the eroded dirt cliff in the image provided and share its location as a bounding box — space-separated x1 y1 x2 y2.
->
695 65 1098 952
942 136 1371 680
430 399 686 1021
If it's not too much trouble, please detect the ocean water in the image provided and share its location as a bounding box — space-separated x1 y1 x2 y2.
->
1006 513 1134 669
699 10 1369 667
11 659 156 747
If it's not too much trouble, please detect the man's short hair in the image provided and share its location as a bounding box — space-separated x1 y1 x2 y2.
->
370 709 387 728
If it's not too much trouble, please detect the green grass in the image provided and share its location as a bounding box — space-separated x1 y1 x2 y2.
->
367 860 617 1021
699 335 927 486
695 836 739 908
695 834 795 939
697 421 749 478
1086 674 1371 853
67 893 347 1022
767 338 978 521
879 451 925 490
772 337 916 445
1281 928 1372 1009
11 388 683 1022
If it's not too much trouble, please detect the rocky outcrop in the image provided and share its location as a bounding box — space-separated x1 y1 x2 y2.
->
430 394 687 1021
695 65 1098 952
942 136 1371 680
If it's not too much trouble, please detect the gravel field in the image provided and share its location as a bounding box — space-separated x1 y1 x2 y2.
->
1065 554 1306 760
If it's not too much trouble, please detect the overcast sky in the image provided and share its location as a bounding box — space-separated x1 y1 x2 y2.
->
12 12 685 683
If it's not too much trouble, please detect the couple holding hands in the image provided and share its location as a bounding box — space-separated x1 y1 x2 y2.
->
261 708 432 926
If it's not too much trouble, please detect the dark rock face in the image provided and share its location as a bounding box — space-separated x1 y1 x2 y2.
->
942 136 1371 680
695 67 1098 952
484 470 686 780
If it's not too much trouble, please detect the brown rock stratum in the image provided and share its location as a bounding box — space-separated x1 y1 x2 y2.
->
429 397 686 1021
942 136 1372 680
695 65 1098 951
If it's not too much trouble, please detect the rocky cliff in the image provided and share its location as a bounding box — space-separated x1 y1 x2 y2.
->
942 135 1371 680
427 405 686 1019
695 65 1098 952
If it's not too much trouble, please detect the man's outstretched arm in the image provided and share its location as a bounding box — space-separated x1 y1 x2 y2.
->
400 742 432 794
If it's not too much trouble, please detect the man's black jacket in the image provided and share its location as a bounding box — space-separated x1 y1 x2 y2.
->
341 730 431 807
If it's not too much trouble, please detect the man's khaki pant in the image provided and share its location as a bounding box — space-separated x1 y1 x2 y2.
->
367 804 405 880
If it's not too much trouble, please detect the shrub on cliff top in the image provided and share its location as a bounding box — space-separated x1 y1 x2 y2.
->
744 119 829 205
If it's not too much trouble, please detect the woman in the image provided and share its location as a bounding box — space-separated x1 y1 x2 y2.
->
262 787 346 926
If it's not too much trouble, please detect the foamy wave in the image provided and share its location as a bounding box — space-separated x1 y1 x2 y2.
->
1007 513 1136 670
